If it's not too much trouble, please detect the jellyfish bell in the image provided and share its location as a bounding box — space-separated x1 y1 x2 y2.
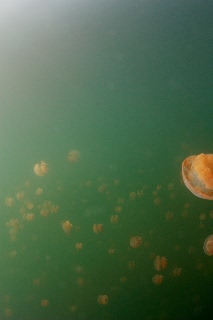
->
182 153 213 200
203 235 213 256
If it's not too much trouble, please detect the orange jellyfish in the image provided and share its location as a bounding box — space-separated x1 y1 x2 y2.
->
97 295 108 305
33 161 48 176
154 255 161 271
5 197 15 207
62 220 73 234
68 150 81 163
182 153 213 200
203 235 213 256
152 274 163 285
93 224 104 234
130 236 142 248
41 299 49 307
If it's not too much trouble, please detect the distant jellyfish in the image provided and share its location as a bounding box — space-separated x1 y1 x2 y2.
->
93 224 103 234
161 256 168 270
41 299 49 307
203 235 213 256
154 255 161 271
182 153 213 200
75 242 83 250
110 214 119 224
34 161 48 176
173 267 182 277
35 188 43 196
130 236 142 248
97 295 108 305
68 150 81 163
5 197 15 207
62 220 73 234
152 274 163 285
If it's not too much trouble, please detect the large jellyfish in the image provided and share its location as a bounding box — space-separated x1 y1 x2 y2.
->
182 153 213 200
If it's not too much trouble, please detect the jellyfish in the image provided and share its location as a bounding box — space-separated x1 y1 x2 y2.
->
62 220 73 234
33 161 48 176
203 235 213 256
68 150 81 163
130 236 142 248
152 274 163 285
97 295 108 305
182 153 213 200
93 224 103 234
41 299 49 307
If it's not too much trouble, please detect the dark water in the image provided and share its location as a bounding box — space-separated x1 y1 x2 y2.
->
0 0 213 319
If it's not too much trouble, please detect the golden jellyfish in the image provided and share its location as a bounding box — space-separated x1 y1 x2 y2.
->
4 308 13 317
110 214 119 224
128 260 136 270
41 299 49 307
68 150 81 163
76 277 85 287
161 256 168 270
40 208 49 217
182 153 213 200
130 236 142 248
35 188 43 196
154 255 161 271
93 223 104 234
33 161 48 176
33 278 41 286
129 191 137 200
16 191 25 200
5 197 15 207
120 276 127 283
152 274 163 285
154 256 168 271
26 201 34 210
203 235 213 256
154 196 161 205
115 206 122 213
62 220 73 234
97 295 108 305
75 242 83 250
165 211 174 221
51 205 59 214
9 250 17 258
173 267 182 277
26 213 35 222
108 248 115 255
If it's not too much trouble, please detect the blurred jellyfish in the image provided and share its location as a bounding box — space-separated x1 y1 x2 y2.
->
34 161 48 176
130 236 142 248
203 235 213 256
68 150 81 163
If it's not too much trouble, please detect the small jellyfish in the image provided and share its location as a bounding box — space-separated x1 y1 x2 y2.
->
110 214 119 224
173 267 182 277
5 197 15 207
75 242 83 250
68 150 81 163
62 220 73 234
182 153 213 200
41 299 49 307
152 274 163 285
154 255 161 271
130 236 142 248
26 213 35 221
97 295 108 305
203 235 213 256
34 161 48 176
93 224 103 234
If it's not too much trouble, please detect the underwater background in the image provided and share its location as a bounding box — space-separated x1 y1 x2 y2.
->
0 0 213 319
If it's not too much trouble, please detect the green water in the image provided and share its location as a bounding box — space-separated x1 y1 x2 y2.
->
0 1 213 319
